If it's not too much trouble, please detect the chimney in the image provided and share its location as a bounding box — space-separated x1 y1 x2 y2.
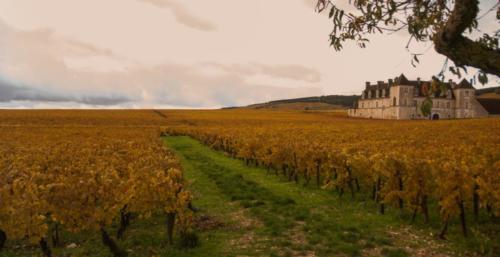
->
377 81 384 86
417 77 421 84
365 82 370 90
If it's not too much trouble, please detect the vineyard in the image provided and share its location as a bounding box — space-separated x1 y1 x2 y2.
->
161 109 500 254
0 111 193 257
0 109 499 257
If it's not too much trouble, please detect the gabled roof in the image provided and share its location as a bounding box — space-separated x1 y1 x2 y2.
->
396 74 409 84
456 79 474 89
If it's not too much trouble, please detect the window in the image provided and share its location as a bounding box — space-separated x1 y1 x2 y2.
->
403 99 407 106
413 100 417 106
361 102 364 108
465 91 470 97
376 101 379 108
446 102 450 108
465 102 469 109
393 97 397 106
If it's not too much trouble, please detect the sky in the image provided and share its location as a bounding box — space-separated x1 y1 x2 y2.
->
0 0 498 108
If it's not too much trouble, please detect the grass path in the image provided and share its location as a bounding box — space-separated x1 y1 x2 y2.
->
164 136 455 257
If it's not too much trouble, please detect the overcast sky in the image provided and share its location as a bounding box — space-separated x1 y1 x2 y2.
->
0 0 498 108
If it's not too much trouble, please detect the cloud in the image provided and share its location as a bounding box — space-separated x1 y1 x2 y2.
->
0 19 322 108
124 64 322 107
202 63 322 83
256 64 322 83
0 78 131 105
139 0 217 31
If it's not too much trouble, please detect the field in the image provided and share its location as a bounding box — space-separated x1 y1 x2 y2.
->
0 110 499 257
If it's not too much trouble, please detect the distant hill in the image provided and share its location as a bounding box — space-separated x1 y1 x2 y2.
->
237 95 359 110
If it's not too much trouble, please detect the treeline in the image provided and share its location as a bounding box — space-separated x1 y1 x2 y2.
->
244 95 360 108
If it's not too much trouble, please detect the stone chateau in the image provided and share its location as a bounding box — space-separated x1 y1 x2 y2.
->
348 74 489 120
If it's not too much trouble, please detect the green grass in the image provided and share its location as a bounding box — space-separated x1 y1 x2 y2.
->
162 136 458 257
2 135 491 257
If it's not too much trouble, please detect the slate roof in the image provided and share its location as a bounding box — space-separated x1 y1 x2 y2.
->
456 79 474 89
361 74 475 99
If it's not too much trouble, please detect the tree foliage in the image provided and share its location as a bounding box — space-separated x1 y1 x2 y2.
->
420 97 433 118
315 0 500 77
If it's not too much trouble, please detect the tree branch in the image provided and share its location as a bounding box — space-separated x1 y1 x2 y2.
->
433 0 500 76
